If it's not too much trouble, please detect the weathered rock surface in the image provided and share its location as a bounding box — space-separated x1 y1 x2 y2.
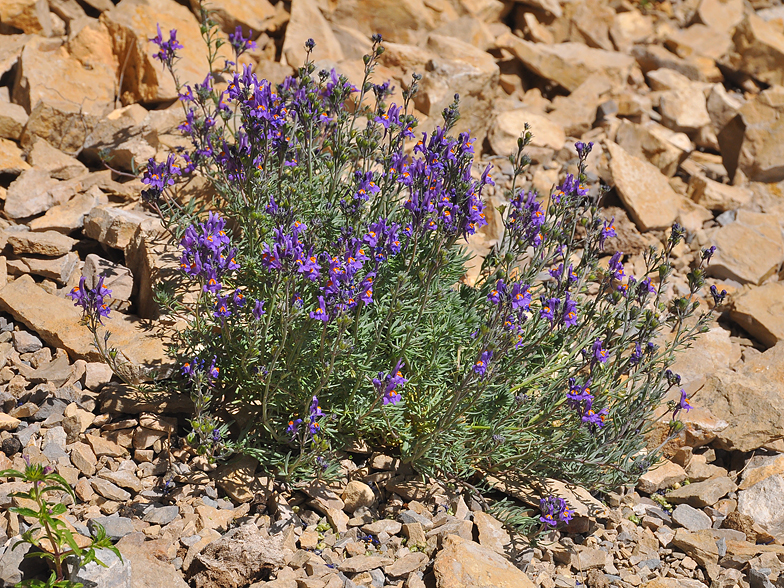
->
433 534 536 588
731 282 784 348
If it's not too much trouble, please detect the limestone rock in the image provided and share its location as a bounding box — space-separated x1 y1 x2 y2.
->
0 138 30 176
188 523 290 588
20 98 99 154
632 44 721 83
68 547 131 588
7 251 79 285
498 32 636 92
4 169 63 219
433 534 536 588
0 0 51 35
637 460 687 494
718 86 784 183
83 254 134 302
690 344 784 451
0 101 28 141
6 231 75 257
282 0 343 67
687 174 751 212
117 533 190 588
667 327 736 395
658 87 712 136
488 109 565 157
706 84 743 133
738 474 784 541
667 477 737 508
215 455 261 503
101 0 229 104
549 75 613 137
411 35 500 148
605 140 682 231
726 15 784 87
472 511 511 554
613 119 691 177
664 24 732 62
694 0 744 33
706 210 784 285
671 529 719 566
730 282 784 348
81 104 157 172
672 504 713 532
84 206 158 250
610 10 654 53
12 36 115 117
27 138 87 181
0 275 171 372
341 480 375 514
29 185 108 234
326 0 448 45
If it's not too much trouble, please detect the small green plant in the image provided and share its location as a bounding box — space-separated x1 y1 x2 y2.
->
0 462 121 588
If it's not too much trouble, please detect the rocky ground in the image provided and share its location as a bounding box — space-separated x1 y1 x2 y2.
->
1 0 784 586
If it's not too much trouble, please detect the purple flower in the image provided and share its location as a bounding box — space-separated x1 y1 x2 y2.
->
630 342 643 365
674 389 693 418
287 418 303 437
310 296 329 322
608 252 625 281
373 361 407 406
309 396 323 435
710 285 727 306
566 378 593 408
150 24 183 67
67 276 112 324
539 496 573 527
581 397 608 429
208 356 220 380
359 273 375 305
592 339 609 363
488 280 505 305
702 245 717 265
562 294 578 328
232 289 246 307
473 350 492 377
510 282 531 311
214 295 232 319
252 299 265 320
228 26 257 57
600 218 616 249
540 297 559 324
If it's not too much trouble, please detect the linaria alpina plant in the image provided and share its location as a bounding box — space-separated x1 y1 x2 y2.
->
80 6 718 533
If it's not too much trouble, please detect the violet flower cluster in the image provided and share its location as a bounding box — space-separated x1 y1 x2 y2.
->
67 276 112 324
539 496 573 527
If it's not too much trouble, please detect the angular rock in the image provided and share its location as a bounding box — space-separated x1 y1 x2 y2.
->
666 477 737 508
4 169 62 219
187 0 273 35
143 504 179 526
433 534 535 588
101 0 229 104
488 109 565 158
658 87 712 136
472 511 510 554
6 231 76 257
668 327 735 395
706 210 784 285
91 477 131 502
70 442 97 476
99 468 142 493
730 282 784 348
726 15 784 87
0 138 29 176
718 86 784 183
384 552 429 578
643 578 709 588
0 0 51 35
672 504 713 532
21 98 99 154
13 330 42 353
7 252 79 285
83 254 134 302
738 474 784 540
81 104 157 172
0 101 28 141
671 529 719 567
27 138 87 181
12 36 114 117
86 434 126 458
339 555 394 574
498 32 635 92
188 523 290 588
605 140 682 231
694 0 743 33
282 0 343 67
706 84 743 133
633 43 721 83
84 206 158 251
637 460 687 494
687 175 751 212
116 533 188 588
0 413 21 431
0 275 171 371
215 454 261 503
549 75 613 137
87 516 134 541
29 185 108 234
613 120 691 178
327 0 448 45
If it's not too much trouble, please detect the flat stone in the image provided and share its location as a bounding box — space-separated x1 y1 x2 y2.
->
433 534 536 588
0 275 171 374
688 175 752 212
196 504 235 533
143 504 180 526
488 109 565 157
738 474 784 540
0 0 51 36
86 434 126 458
472 511 511 554
12 330 41 353
672 504 713 531
214 455 262 504
498 32 635 92
0 101 28 141
7 230 76 257
116 533 190 588
671 529 719 567
83 206 158 250
29 185 108 235
638 460 687 494
282 0 344 67
0 413 21 431
338 555 394 574
0 138 30 176
666 477 737 508
384 552 428 578
730 282 784 348
605 140 681 231
4 169 63 219
642 579 709 588
7 252 79 285
718 86 784 183
706 210 784 285
91 477 131 502
99 468 142 493
726 15 784 87
87 516 135 541
70 441 97 476
27 138 87 181
694 0 743 33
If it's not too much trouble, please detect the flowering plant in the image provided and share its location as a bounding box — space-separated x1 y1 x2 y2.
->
83 9 717 521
